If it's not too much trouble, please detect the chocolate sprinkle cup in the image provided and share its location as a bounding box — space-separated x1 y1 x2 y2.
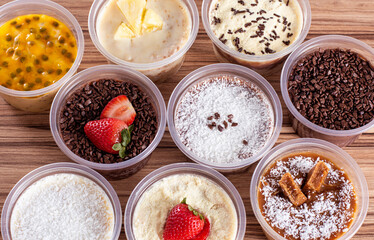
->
59 79 158 164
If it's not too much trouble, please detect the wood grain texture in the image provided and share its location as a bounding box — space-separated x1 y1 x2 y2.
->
0 0 373 239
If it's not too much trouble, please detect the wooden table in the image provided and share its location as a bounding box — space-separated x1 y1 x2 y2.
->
0 0 373 239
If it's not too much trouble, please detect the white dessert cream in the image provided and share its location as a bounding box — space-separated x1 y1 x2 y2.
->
133 174 238 240
10 174 114 240
209 0 303 55
97 0 191 63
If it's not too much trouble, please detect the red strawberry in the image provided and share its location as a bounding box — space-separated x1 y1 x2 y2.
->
84 118 134 157
163 198 210 240
191 218 210 240
100 95 136 125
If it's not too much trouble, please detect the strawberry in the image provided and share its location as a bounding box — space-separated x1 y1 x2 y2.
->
84 118 134 157
163 198 210 240
191 218 210 240
100 95 136 125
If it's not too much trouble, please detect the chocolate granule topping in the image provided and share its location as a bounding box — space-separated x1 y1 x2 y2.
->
59 79 158 163
283 40 291 46
288 49 374 130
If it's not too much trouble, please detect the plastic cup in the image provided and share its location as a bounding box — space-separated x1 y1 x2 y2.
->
281 35 374 147
0 0 84 112
1 162 122 240
250 138 369 240
88 0 199 82
167 63 282 172
201 0 311 76
124 162 246 240
50 65 166 179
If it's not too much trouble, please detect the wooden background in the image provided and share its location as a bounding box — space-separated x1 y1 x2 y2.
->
0 0 373 239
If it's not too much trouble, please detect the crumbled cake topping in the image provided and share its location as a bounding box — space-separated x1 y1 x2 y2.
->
175 75 274 164
209 0 303 55
259 155 357 240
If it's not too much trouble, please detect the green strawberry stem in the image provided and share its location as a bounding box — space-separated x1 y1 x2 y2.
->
112 125 134 158
181 198 205 221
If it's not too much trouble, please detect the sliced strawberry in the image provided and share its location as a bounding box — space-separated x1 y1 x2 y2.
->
100 95 136 125
84 118 134 157
163 198 209 240
191 218 210 240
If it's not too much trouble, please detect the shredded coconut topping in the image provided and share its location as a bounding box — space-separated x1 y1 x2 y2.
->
175 75 274 164
259 155 357 240
11 174 114 240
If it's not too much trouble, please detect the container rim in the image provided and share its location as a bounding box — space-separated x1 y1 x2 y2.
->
201 0 312 62
281 35 374 137
1 162 122 240
88 0 199 70
124 162 246 240
250 138 369 240
0 0 84 97
49 65 167 171
167 63 283 171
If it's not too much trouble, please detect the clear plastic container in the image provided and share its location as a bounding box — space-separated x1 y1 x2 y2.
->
124 162 246 240
250 138 369 240
167 63 283 172
281 35 374 147
201 0 311 76
0 0 84 112
50 65 166 179
1 162 122 240
88 0 199 82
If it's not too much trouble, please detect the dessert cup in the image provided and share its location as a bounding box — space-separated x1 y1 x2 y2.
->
168 63 282 172
0 0 84 112
88 0 199 82
1 162 122 240
250 138 369 240
281 35 374 147
50 65 166 179
124 162 246 240
201 0 311 76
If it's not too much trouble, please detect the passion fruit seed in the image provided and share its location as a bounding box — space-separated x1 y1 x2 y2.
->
47 69 54 74
19 78 25 84
42 55 49 61
6 80 12 86
35 34 41 40
2 61 8 67
56 69 62 75
5 34 12 41
34 59 40 65
11 21 17 25
20 57 26 63
33 16 40 21
37 68 44 74
47 41 53 47
61 49 67 55
25 18 31 24
52 21 59 27
15 24 22 29
66 52 72 58
6 48 14 55
58 36 65 44
27 41 35 46
35 78 42 83
10 73 16 78
30 28 36 33
16 68 22 73
26 66 32 72
39 27 47 33
44 81 51 87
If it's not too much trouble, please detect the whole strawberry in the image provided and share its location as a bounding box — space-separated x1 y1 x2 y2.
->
84 118 134 157
163 198 210 240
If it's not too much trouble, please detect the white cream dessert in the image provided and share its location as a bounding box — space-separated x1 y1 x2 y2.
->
10 174 114 240
97 0 191 63
175 75 274 164
133 174 238 240
209 0 303 55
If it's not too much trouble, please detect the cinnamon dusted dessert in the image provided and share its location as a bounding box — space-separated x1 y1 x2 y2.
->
209 0 303 55
258 153 357 240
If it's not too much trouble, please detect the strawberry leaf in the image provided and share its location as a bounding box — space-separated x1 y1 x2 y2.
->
113 125 134 158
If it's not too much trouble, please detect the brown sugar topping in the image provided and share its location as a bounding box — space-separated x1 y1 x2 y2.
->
303 161 329 193
279 172 307 207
